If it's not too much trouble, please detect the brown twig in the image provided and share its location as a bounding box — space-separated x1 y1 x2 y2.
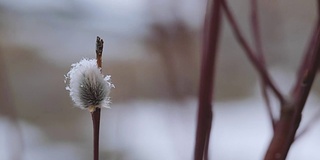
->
264 10 320 160
203 111 213 160
220 0 320 159
291 6 320 143
293 22 319 94
250 0 275 129
194 0 222 160
91 36 104 160
221 0 285 105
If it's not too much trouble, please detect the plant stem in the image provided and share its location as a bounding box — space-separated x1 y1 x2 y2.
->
91 109 101 160
194 0 222 160
91 36 104 160
221 0 285 104
264 15 320 160
250 0 275 129
203 111 213 160
293 22 319 94
221 0 320 159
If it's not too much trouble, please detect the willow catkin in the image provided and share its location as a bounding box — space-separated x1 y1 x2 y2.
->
65 58 114 111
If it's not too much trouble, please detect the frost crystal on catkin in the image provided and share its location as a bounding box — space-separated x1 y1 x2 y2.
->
65 58 114 110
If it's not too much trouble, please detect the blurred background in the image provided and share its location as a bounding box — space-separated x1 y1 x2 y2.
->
1 0 320 160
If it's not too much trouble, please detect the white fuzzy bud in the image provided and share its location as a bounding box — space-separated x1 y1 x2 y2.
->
65 58 114 111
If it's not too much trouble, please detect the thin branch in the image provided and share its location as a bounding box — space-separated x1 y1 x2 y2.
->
292 23 320 114
250 0 275 129
292 1 320 113
91 36 104 160
293 23 319 95
291 0 320 142
194 0 222 159
264 12 320 160
203 111 213 160
250 0 264 60
91 109 101 160
295 108 320 140
221 0 285 105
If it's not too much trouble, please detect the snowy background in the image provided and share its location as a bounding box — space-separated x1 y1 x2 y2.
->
1 0 320 160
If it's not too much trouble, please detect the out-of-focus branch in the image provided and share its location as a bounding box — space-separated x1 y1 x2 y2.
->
203 111 212 160
221 0 285 105
250 0 275 129
292 20 320 116
291 22 320 143
218 0 320 159
294 23 319 95
264 12 320 160
194 0 222 159
264 1 320 159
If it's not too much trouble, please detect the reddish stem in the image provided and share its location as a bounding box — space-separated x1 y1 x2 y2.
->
221 0 285 104
221 0 320 159
293 22 319 94
91 36 104 160
194 0 222 159
250 0 275 129
203 111 213 160
264 17 320 160
91 108 101 160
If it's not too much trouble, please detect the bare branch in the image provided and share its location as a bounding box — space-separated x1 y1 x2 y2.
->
221 0 285 104
264 13 320 160
292 21 320 113
293 23 319 95
250 0 275 129
194 0 222 159
91 36 104 160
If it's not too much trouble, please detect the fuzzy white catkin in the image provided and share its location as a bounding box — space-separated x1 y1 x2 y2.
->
65 58 114 110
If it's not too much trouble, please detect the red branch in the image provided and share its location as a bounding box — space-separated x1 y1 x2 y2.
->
264 12 320 160
220 0 320 159
293 23 319 94
195 0 320 159
194 0 222 159
250 0 275 129
91 36 104 160
264 21 320 160
221 0 285 105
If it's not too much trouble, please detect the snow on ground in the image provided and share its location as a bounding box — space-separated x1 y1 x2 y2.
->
0 118 86 160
